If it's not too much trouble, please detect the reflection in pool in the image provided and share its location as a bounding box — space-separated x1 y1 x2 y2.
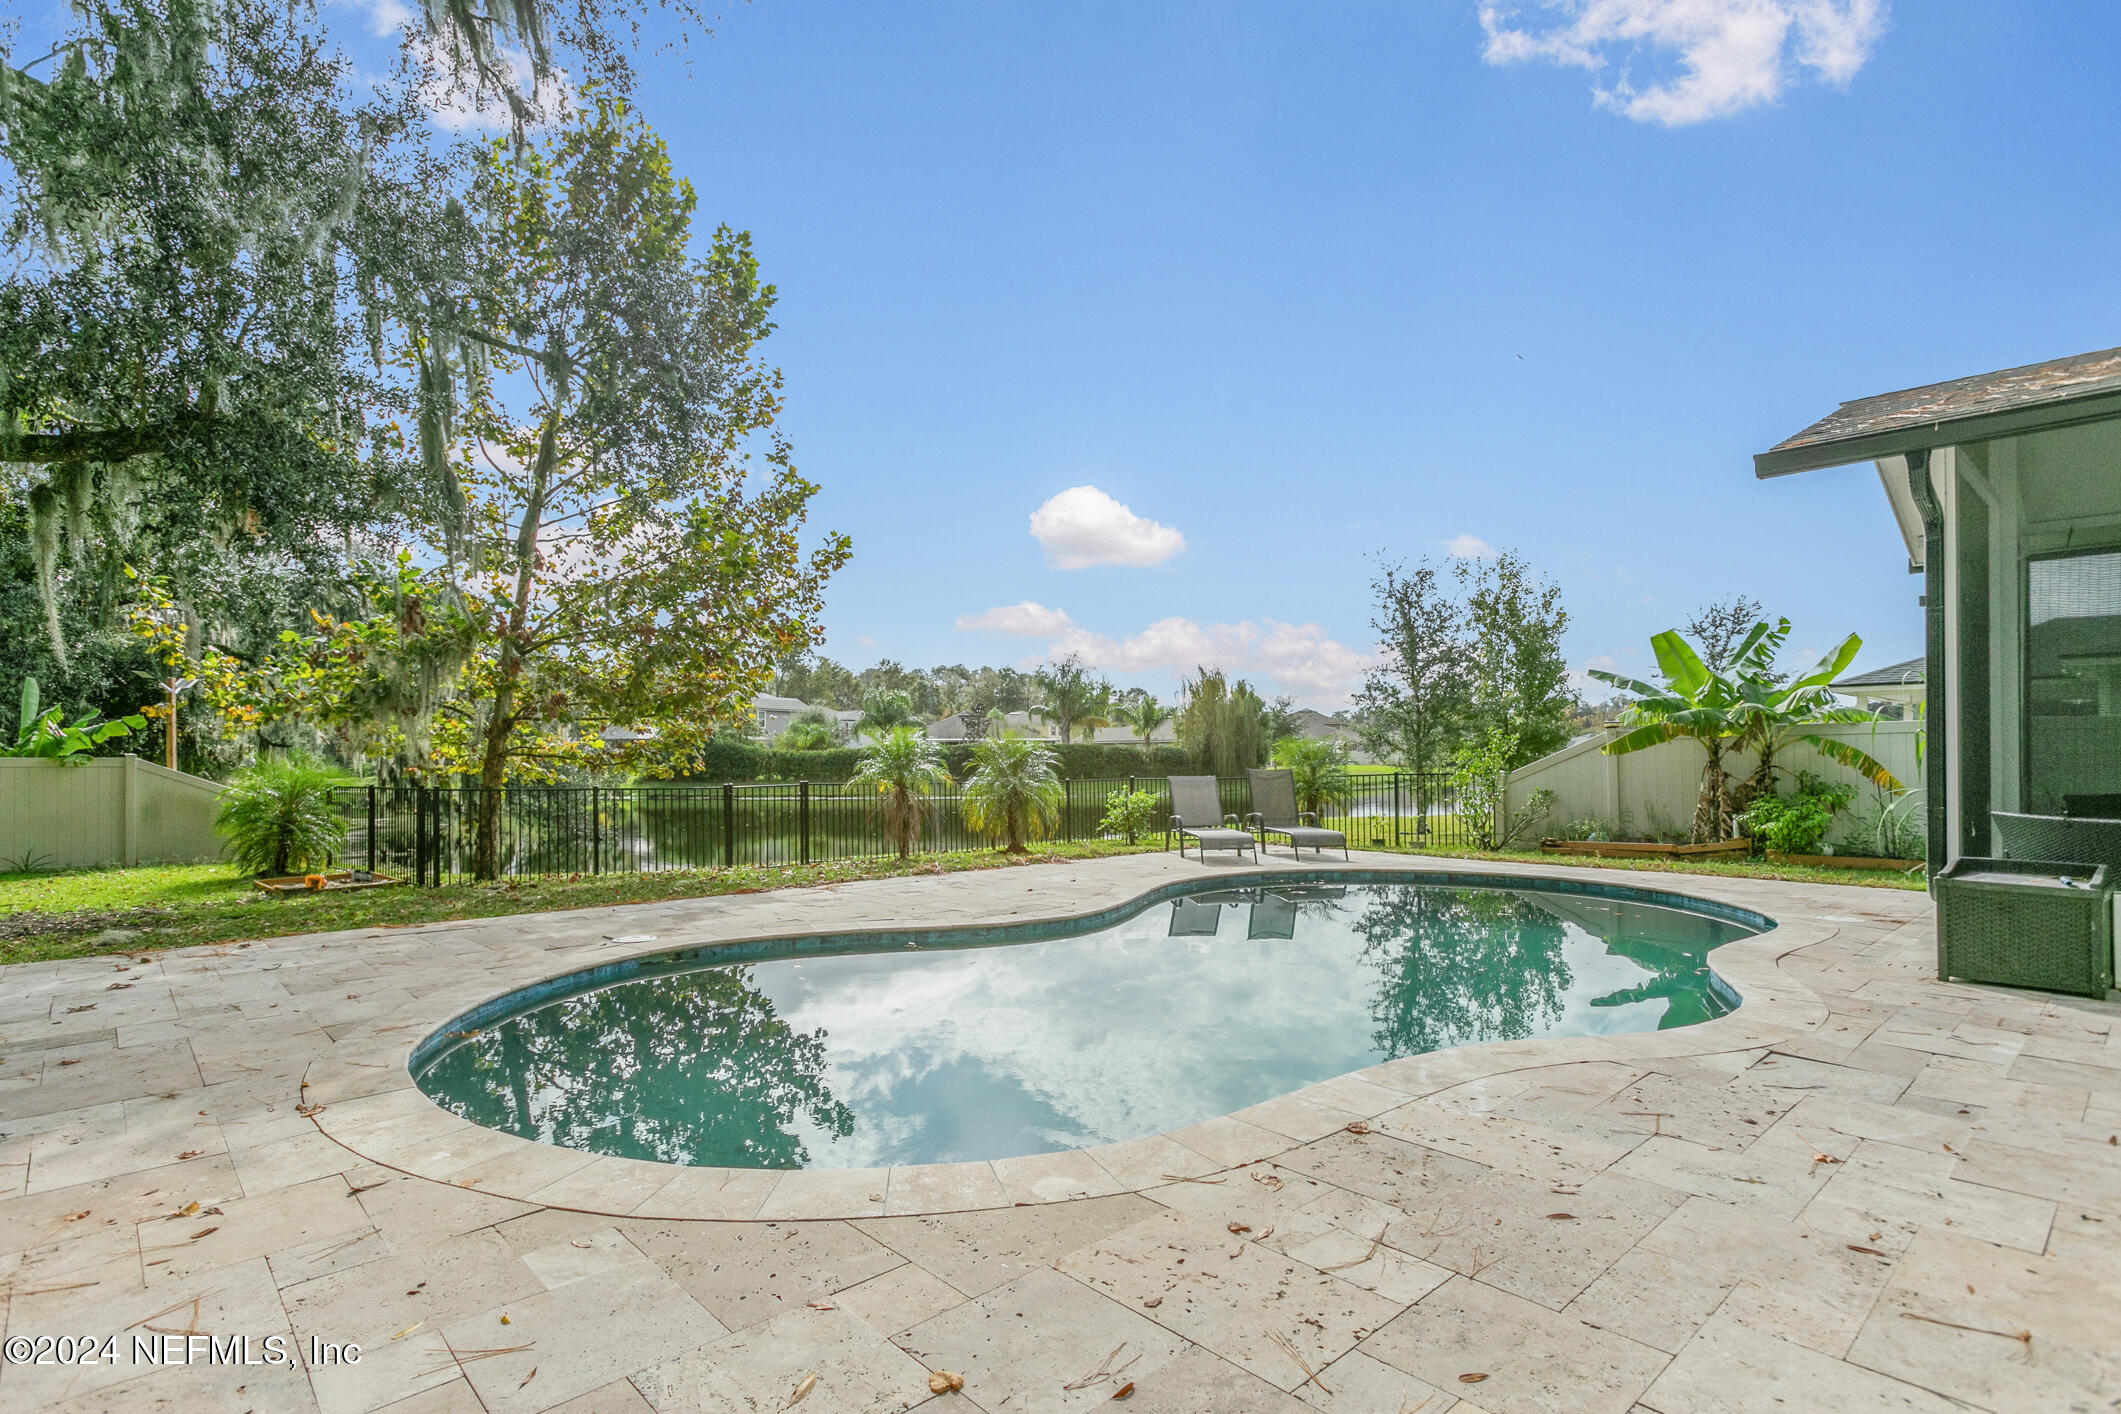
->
415 879 1753 1170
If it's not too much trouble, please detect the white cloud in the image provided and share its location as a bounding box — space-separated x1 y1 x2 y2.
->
958 604 1373 704
1444 533 1496 559
1477 0 1889 126
955 601 1078 636
1028 486 1186 570
358 0 412 34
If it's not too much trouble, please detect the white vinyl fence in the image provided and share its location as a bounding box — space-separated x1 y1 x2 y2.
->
1503 720 1924 847
0 757 226 870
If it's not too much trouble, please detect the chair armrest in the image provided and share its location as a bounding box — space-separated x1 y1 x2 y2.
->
1299 811 1319 826
1244 811 1264 828
1222 813 1242 828
1169 814 1186 830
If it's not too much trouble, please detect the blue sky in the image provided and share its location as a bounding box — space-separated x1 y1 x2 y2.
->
189 5 2121 703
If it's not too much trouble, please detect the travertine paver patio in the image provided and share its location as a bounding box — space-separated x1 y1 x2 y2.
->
1 851 2117 1413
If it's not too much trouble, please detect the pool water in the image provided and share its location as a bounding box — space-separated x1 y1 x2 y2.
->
415 877 1754 1170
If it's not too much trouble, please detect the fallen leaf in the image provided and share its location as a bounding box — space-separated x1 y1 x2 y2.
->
518 1367 537 1389
1111 1382 1135 1400
1546 1213 1576 1220
1811 1153 1842 1165
177 1150 203 1161
788 1372 821 1406
1846 1245 1889 1257
1344 1122 1371 1135
62 1211 89 1223
1459 1372 1489 1383
1227 1223 1251 1234
805 1300 836 1311
927 1369 964 1393
1143 1296 1161 1308
1251 1173 1284 1192
295 1103 323 1118
500 1315 511 1325
390 1321 424 1341
188 1226 218 1241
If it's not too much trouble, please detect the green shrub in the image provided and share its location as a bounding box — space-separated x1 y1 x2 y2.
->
1739 771 1858 855
1270 736 1355 818
961 736 1063 852
216 754 346 876
1098 788 1160 844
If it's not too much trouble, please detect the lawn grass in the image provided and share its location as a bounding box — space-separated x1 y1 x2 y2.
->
0 834 1926 969
0 842 1167 967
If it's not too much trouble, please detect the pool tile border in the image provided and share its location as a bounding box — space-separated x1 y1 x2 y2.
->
303 854 1845 1220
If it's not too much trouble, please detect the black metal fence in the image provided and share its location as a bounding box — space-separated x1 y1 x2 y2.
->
333 771 1474 885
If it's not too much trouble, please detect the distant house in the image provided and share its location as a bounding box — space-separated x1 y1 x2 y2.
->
1831 657 1925 718
925 709 1068 743
753 694 863 744
1085 722 1178 745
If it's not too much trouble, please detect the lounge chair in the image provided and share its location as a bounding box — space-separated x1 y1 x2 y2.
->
1245 768 1349 861
1167 776 1258 864
1246 892 1298 940
1167 898 1224 936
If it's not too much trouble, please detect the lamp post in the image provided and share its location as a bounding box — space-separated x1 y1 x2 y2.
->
160 677 197 771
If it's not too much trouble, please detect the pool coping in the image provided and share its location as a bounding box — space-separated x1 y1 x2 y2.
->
302 854 1844 1222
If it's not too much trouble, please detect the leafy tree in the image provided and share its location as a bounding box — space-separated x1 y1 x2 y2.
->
1033 654 1110 743
1270 735 1355 820
775 707 838 752
1355 558 1471 795
215 752 345 874
1726 621 1899 806
1687 595 1781 679
437 97 847 876
848 726 950 860
1447 727 1558 849
1459 549 1575 767
960 735 1062 853
1115 695 1171 756
0 0 463 669
1176 668 1271 776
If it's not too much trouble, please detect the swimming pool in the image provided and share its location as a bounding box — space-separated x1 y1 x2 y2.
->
413 872 1760 1170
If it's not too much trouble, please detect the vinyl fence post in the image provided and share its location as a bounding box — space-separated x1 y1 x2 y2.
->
591 786 601 875
799 781 811 864
722 783 736 867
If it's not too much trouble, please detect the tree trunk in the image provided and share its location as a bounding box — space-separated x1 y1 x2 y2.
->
472 415 559 881
1692 742 1733 844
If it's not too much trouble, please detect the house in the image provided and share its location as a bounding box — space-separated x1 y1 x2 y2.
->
753 694 863 743
1830 657 1926 718
1757 345 2121 877
926 709 1065 743
1085 722 1178 745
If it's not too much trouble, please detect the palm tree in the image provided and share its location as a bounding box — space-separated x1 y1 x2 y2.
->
1115 695 1170 756
960 735 1063 853
1271 735 1356 820
1033 654 1109 743
854 689 918 741
1590 619 1899 843
848 726 951 860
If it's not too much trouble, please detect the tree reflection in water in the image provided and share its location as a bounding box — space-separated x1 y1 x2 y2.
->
422 965 854 1167
1354 886 1736 1060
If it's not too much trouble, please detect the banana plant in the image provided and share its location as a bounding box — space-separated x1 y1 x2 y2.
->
1589 620 1899 844
2 676 148 762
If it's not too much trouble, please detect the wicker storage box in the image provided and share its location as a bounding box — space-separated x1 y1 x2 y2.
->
1935 858 2112 998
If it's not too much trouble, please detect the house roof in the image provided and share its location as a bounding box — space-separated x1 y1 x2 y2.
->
1830 656 1924 691
753 694 809 712
1755 345 2121 477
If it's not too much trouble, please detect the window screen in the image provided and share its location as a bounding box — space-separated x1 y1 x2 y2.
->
2026 548 2121 813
